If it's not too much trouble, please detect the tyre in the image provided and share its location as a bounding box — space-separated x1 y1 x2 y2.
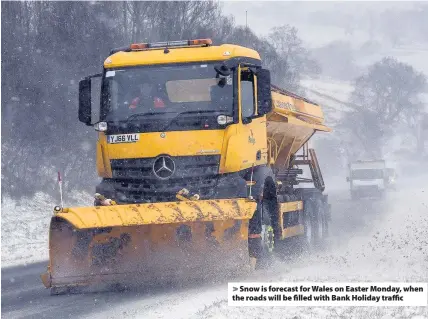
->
312 198 327 249
300 200 316 254
322 200 330 238
50 286 72 296
255 199 276 269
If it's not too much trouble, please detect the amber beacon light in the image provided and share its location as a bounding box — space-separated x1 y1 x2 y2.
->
130 38 212 50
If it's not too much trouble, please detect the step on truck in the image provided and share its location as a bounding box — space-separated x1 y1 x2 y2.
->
40 38 332 295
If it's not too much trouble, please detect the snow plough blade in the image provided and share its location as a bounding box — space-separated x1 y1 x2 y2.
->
41 198 257 294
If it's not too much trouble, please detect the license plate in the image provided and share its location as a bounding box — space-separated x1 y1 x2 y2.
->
107 134 140 144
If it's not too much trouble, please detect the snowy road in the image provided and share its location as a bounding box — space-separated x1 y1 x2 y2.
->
2 185 427 319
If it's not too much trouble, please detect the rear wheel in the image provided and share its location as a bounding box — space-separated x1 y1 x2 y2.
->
312 198 327 249
301 204 315 253
300 199 326 253
322 200 330 238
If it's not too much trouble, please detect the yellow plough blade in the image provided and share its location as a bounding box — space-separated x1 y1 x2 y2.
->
41 198 257 293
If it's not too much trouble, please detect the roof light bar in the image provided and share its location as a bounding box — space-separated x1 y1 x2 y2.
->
130 38 212 51
188 39 212 46
130 43 148 50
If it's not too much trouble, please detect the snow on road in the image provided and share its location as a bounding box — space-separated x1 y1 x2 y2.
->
194 182 428 319
82 178 427 319
1 177 427 319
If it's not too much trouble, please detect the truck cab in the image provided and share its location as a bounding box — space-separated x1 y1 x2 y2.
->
78 39 273 204
347 160 387 200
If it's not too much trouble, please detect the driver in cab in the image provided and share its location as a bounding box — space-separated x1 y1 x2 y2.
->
129 82 165 110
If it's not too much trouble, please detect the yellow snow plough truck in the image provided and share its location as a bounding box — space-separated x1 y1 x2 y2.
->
41 38 332 295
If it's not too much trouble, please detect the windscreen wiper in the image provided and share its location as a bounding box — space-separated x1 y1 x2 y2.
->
161 110 221 131
126 111 175 122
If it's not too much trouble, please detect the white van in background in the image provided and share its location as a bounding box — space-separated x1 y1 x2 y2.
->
347 160 387 200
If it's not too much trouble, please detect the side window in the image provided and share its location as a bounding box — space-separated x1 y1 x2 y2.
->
241 70 256 118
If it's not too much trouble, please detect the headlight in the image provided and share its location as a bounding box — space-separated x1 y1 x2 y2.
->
217 115 227 125
217 115 233 125
94 121 108 132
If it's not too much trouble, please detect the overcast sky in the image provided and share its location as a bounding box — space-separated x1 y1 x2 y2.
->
220 1 419 48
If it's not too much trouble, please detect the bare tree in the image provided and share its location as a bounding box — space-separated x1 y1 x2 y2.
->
341 57 427 158
1 1 318 200
312 41 359 81
267 25 320 92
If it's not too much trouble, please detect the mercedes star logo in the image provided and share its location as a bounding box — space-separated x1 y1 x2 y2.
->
153 156 175 179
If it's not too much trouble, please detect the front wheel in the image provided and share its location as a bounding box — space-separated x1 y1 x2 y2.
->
256 203 276 269
50 285 83 296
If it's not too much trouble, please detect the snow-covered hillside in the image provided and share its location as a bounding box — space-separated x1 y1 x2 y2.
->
1 191 93 267
360 45 428 78
301 77 355 127
301 75 428 164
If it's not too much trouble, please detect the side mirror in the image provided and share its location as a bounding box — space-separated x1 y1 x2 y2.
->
79 78 92 125
79 73 102 126
256 68 273 115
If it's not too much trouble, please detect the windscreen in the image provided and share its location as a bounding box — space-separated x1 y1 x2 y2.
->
101 63 234 123
351 169 384 180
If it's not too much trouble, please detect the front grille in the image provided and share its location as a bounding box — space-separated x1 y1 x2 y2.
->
111 155 220 179
354 185 379 191
110 155 221 203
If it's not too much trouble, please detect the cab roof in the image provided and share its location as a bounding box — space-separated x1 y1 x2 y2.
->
104 41 261 69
